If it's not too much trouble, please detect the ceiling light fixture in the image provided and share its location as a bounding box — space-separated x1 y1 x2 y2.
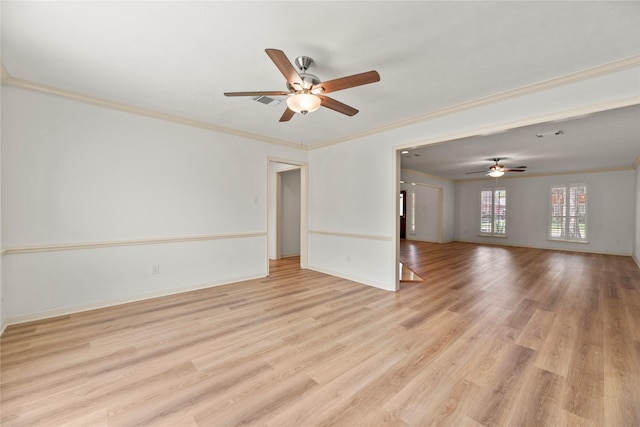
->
286 92 321 115
488 167 505 178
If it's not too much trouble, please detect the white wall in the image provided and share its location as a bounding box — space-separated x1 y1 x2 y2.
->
1 86 306 323
0 82 3 333
308 137 397 291
454 170 636 255
308 63 639 291
280 168 301 257
634 163 640 265
401 170 456 243
2 60 638 326
401 183 440 242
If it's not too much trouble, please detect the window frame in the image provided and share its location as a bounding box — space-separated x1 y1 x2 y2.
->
549 183 588 243
480 187 507 237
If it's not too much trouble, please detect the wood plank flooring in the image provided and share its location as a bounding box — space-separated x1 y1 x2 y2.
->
400 262 423 283
2 241 639 426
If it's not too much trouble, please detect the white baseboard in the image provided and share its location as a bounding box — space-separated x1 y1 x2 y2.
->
307 265 396 292
1 273 265 332
454 239 632 257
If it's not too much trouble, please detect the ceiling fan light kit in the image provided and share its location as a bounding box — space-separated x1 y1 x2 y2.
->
488 167 505 178
286 93 321 114
224 48 380 122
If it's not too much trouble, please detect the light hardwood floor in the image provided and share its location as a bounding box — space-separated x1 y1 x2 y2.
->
1 241 639 426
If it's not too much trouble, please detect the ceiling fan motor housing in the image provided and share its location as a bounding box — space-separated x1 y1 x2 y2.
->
295 56 313 72
285 56 320 92
287 73 320 92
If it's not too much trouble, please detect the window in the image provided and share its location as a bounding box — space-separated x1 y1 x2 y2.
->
550 184 587 242
480 188 506 236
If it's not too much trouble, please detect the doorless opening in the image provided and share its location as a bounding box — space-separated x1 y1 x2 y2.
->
267 159 308 274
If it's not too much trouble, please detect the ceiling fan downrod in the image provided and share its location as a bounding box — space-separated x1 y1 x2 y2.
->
294 56 313 72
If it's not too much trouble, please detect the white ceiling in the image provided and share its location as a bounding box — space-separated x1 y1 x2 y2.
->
402 104 640 181
2 1 640 173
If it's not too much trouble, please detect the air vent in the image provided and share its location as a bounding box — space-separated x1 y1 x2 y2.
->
536 129 564 138
253 96 282 106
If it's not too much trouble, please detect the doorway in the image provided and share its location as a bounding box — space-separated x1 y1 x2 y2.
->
396 148 445 289
267 159 308 274
278 168 301 258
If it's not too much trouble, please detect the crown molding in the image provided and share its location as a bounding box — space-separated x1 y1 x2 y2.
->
2 55 638 152
394 95 640 162
0 62 308 151
310 55 640 150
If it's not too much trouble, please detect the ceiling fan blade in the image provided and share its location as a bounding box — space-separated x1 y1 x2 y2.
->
265 48 303 87
224 91 289 97
318 96 359 116
465 171 488 174
505 169 527 172
316 70 380 94
279 107 296 122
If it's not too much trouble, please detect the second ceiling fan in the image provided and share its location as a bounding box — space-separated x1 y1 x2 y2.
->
466 158 527 177
224 48 380 122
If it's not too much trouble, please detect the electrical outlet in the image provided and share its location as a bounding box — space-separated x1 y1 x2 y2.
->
152 264 160 275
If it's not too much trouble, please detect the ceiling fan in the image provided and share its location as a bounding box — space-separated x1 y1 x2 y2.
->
466 158 527 177
224 48 380 122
